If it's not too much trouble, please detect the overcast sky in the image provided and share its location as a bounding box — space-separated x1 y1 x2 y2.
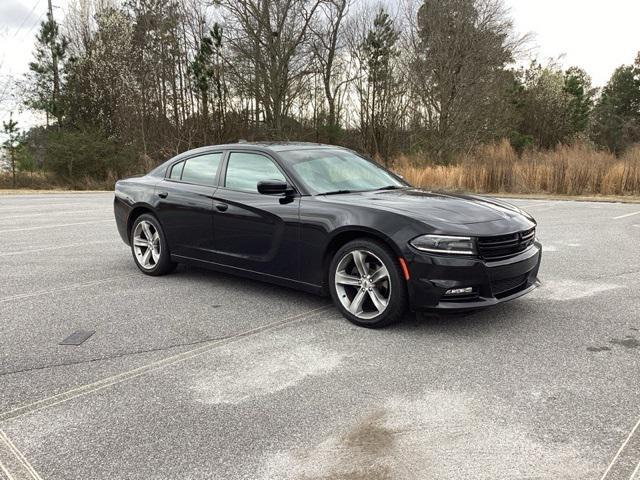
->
1 0 639 128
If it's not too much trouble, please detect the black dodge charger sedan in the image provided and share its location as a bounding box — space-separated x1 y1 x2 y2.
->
114 142 541 328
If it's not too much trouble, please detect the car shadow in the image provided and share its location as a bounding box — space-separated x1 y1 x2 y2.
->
170 264 535 336
171 263 326 303
390 301 534 335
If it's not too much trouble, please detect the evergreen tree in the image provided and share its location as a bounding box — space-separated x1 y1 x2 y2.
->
361 8 400 162
26 9 68 127
563 67 595 134
2 114 20 187
591 60 640 153
189 24 224 142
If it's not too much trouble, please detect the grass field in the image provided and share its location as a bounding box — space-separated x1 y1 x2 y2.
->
394 141 640 197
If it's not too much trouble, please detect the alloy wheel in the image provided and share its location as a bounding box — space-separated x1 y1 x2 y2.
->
334 249 391 320
132 220 161 270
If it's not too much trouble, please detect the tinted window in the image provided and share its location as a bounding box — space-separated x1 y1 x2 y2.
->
225 152 286 192
180 153 222 186
169 161 184 180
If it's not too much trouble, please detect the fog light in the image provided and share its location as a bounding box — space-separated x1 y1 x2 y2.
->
445 287 474 296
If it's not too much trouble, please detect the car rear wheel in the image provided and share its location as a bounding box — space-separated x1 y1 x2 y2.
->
329 239 407 328
130 214 176 276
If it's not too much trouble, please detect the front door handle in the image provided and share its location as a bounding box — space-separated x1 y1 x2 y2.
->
215 203 228 212
158 191 168 199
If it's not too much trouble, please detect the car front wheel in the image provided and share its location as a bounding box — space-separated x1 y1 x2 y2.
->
329 239 407 328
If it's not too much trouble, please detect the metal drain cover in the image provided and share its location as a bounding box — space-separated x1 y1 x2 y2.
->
60 330 95 346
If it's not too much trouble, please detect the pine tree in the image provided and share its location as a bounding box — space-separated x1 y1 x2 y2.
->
189 24 224 142
361 8 399 162
2 114 20 187
591 60 640 153
26 7 68 127
563 67 595 134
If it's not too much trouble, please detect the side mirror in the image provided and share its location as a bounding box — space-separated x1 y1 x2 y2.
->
257 179 294 195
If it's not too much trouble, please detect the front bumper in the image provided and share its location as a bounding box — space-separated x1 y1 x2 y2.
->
405 241 542 311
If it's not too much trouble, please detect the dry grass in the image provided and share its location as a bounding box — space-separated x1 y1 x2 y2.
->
3 141 640 197
395 140 640 197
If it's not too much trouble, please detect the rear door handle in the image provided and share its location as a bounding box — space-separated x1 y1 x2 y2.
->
158 191 168 199
215 203 228 212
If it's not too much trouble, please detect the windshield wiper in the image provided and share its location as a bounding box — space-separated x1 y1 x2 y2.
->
374 185 405 191
318 189 353 196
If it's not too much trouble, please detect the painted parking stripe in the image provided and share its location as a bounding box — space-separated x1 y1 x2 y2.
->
0 305 332 424
0 209 107 220
0 219 113 233
0 202 103 212
0 430 42 480
630 461 640 480
0 240 118 257
0 274 138 304
600 415 640 480
0 458 14 480
613 211 640 220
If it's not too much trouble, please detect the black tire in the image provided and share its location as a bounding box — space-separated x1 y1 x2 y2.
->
329 238 407 328
130 213 176 276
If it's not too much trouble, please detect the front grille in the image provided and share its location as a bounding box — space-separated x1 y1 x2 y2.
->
491 274 528 297
477 227 535 260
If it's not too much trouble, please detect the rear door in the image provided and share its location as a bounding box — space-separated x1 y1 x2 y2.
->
155 152 224 261
211 151 301 280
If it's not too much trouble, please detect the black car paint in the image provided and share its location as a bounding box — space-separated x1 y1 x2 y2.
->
114 143 541 311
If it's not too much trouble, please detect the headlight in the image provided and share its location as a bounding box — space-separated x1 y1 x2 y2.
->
410 234 475 255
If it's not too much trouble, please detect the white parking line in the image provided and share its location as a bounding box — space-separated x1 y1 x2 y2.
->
0 458 14 480
600 416 640 480
0 209 107 220
0 220 113 233
614 211 640 220
630 461 640 480
0 274 138 304
0 430 42 480
0 240 117 257
0 201 106 211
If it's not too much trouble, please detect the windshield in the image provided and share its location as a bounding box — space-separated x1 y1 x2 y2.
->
279 148 407 195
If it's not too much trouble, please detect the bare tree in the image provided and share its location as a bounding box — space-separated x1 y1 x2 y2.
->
310 0 353 142
217 0 323 137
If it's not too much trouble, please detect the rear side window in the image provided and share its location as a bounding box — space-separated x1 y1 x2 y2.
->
225 152 286 192
169 161 184 180
178 153 223 186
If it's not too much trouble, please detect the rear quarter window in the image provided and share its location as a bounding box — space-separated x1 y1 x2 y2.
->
171 153 223 186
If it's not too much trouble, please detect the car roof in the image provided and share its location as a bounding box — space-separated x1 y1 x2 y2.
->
209 141 348 153
148 142 354 177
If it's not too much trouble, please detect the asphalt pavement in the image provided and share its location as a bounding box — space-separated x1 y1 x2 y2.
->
1 192 639 480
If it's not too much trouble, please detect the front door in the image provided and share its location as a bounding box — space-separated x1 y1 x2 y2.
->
155 152 223 260
211 151 300 280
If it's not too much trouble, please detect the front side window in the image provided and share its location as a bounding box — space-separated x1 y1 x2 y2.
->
279 149 406 195
179 153 223 186
225 152 286 193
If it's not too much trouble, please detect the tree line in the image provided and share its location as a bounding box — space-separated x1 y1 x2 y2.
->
3 0 640 186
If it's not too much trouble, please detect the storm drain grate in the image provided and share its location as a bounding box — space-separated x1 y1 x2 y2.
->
60 330 95 346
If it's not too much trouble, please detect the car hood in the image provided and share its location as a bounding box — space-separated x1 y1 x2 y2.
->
320 188 535 231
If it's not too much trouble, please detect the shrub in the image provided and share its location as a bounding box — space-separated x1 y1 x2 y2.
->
44 129 138 181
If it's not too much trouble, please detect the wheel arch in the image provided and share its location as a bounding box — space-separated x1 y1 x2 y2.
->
127 204 157 241
321 227 403 292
